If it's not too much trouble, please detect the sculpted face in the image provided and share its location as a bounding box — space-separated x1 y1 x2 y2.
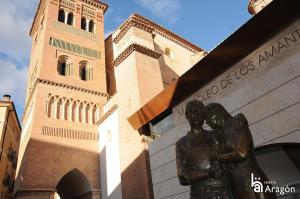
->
205 111 223 129
185 100 205 130
205 103 229 130
187 108 204 126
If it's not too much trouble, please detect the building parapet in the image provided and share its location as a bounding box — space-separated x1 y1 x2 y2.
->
113 13 204 53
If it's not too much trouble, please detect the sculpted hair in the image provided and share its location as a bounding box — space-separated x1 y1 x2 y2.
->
204 103 232 122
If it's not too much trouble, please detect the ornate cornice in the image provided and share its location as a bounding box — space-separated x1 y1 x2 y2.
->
96 104 118 125
112 43 161 67
30 0 108 36
80 0 108 11
36 78 108 96
113 20 154 44
113 13 204 53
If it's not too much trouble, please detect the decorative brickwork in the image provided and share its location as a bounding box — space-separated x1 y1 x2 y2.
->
22 78 107 122
113 20 154 44
82 4 96 17
60 0 75 10
42 126 99 141
52 21 100 41
112 43 161 67
49 37 101 59
97 104 118 125
46 93 102 124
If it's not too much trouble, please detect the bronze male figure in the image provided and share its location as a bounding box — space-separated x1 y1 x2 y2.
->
175 100 231 199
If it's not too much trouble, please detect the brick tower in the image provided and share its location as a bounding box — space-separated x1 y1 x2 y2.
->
14 0 108 198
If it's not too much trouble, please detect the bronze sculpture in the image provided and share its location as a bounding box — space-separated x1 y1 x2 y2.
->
175 100 231 199
204 103 277 199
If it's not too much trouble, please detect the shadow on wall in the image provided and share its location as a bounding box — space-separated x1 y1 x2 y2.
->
13 138 100 199
101 146 154 199
154 44 179 88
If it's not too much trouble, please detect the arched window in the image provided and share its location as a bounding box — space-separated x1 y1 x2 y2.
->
58 9 65 23
92 105 97 124
86 104 90 124
59 61 66 76
67 13 74 26
57 99 63 119
81 18 87 30
80 66 87 81
79 103 84 122
88 20 94 33
71 101 76 122
79 61 93 81
58 56 72 76
47 97 55 118
64 100 70 120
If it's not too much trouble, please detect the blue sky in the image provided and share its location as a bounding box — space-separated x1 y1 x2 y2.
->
0 0 252 121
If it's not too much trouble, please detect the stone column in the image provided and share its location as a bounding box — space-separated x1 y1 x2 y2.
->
86 19 90 31
64 11 69 24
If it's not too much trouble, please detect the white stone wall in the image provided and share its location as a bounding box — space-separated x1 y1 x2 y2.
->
99 110 122 199
149 20 300 199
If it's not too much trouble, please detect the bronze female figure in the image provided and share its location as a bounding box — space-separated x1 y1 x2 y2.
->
204 103 277 199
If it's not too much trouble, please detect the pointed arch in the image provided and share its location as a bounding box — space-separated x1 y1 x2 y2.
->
79 103 84 123
56 168 92 199
47 96 55 118
92 105 97 124
71 101 77 122
86 104 91 124
79 60 93 81
64 100 70 120
57 98 63 119
58 55 72 76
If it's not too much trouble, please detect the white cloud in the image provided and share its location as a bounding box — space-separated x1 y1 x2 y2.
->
0 0 38 61
135 0 182 23
0 59 28 113
0 0 37 117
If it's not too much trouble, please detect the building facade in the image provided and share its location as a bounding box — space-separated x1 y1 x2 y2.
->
99 13 206 199
15 0 206 198
128 0 300 198
0 95 21 199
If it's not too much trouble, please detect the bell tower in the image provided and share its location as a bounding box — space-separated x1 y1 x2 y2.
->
15 0 108 198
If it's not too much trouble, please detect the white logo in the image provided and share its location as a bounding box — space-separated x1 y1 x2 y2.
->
250 173 296 195
251 173 263 193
